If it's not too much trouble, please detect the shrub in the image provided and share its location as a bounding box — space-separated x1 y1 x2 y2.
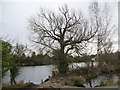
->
65 76 86 86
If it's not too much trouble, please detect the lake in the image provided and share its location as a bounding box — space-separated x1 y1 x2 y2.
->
2 62 118 87
2 65 54 85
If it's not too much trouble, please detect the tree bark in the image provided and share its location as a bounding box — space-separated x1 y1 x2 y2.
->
58 43 68 74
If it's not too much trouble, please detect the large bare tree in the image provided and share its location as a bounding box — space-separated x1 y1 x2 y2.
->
29 5 98 73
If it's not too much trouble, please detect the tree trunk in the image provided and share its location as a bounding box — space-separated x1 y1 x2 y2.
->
58 44 68 74
10 69 17 85
10 76 16 85
89 81 92 87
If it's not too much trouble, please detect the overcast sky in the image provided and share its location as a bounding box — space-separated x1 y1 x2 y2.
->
0 0 118 53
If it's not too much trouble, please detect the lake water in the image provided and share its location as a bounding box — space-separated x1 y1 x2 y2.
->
2 63 118 87
2 65 54 85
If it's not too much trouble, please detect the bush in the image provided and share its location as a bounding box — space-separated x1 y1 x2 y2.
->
65 76 86 87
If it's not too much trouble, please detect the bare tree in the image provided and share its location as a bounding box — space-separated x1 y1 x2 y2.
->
13 43 27 66
89 2 116 66
29 5 98 73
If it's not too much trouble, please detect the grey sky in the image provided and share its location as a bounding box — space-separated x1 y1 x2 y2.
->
1 1 89 44
0 0 118 53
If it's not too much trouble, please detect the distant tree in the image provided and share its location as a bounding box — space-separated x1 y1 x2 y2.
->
13 43 27 66
19 53 26 65
36 54 44 65
89 2 116 66
30 51 36 65
29 5 98 73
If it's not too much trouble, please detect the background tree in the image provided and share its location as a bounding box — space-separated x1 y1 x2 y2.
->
29 5 98 73
89 2 116 67
13 43 27 66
